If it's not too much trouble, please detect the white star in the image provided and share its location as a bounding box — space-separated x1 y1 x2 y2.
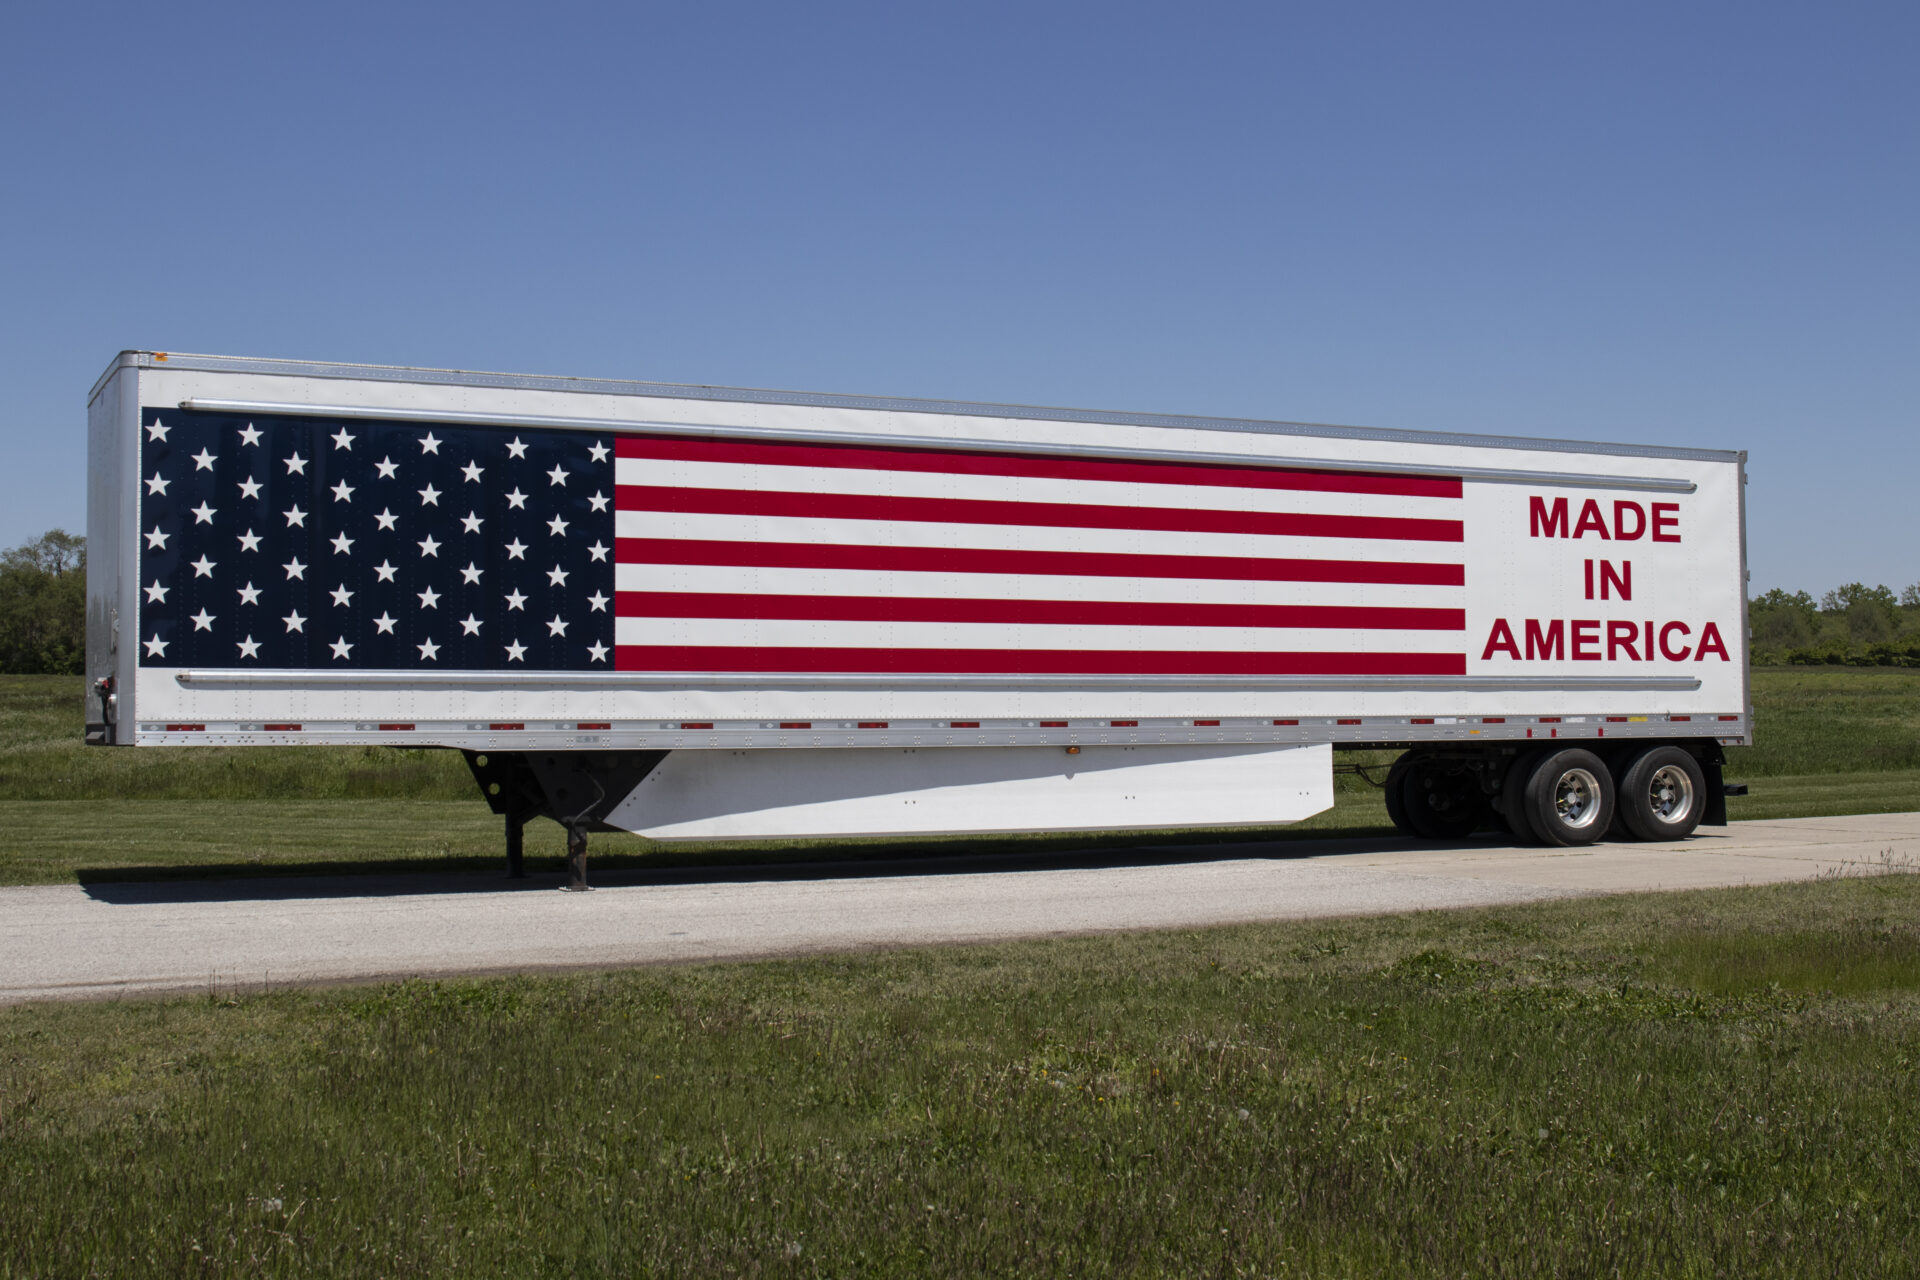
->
191 555 216 578
146 420 170 442
192 448 216 472
238 582 261 606
191 502 217 525
461 461 483 483
504 589 527 611
417 585 440 609
587 640 609 663
191 608 216 632
375 457 399 479
330 480 355 503
331 532 354 555
285 505 307 528
547 614 568 637
330 584 354 607
418 484 441 507
373 612 397 634
504 639 527 662
237 424 262 447
284 452 306 475
417 534 441 558
373 560 397 582
236 635 260 658
460 562 483 585
144 580 169 604
143 634 167 657
238 530 262 553
145 527 169 550
417 637 441 660
374 508 398 531
145 472 170 496
460 511 483 534
331 427 356 451
588 441 610 463
505 436 528 459
588 490 609 513
284 610 306 633
546 565 569 587
419 432 442 455
546 464 569 487
284 558 306 580
587 541 608 562
547 514 569 537
505 488 527 510
504 538 527 560
238 477 262 500
460 613 483 636
330 636 354 659
587 591 609 612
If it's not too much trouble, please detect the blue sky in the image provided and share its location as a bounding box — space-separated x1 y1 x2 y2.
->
3 1 1914 595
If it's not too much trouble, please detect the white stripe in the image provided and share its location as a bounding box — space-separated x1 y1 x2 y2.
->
613 617 1461 654
614 562 1461 609
614 510 1463 561
615 457 1461 520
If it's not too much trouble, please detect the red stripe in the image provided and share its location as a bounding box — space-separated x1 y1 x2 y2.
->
617 485 1462 543
614 538 1465 587
615 591 1464 631
615 646 1466 676
615 434 1461 499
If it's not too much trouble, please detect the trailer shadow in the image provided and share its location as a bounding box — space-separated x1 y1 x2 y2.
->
73 827 1516 904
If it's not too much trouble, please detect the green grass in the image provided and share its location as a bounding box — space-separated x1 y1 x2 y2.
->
6 875 1920 1277
1 668 1916 887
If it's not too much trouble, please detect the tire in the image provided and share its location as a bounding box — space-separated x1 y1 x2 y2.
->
1384 755 1417 837
1499 750 1545 844
1614 746 1708 842
1400 758 1487 840
1521 748 1615 847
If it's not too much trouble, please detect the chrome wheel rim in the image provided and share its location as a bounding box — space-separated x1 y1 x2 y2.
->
1553 768 1603 829
1646 764 1694 824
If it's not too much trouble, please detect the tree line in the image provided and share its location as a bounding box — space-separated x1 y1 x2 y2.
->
0 528 1912 673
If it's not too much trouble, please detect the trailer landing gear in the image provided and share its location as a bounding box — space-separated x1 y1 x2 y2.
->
461 749 667 889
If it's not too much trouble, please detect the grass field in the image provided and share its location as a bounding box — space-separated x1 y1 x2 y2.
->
2 669 1918 885
5 874 1919 1277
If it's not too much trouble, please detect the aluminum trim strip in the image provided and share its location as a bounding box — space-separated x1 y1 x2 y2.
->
175 398 1699 494
173 668 1703 692
118 351 1746 465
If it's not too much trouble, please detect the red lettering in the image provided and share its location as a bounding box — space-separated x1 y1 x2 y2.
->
1572 619 1601 660
1695 621 1729 661
1599 559 1631 601
1572 499 1610 539
1530 496 1569 538
1584 559 1594 600
1644 620 1655 662
1607 620 1641 661
1659 621 1692 661
1651 502 1681 543
1525 618 1565 661
1612 501 1646 540
1481 618 1521 660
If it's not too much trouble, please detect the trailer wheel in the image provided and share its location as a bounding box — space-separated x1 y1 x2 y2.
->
1400 759 1487 840
1521 748 1615 847
1384 755 1417 837
1498 750 1545 843
1614 746 1707 842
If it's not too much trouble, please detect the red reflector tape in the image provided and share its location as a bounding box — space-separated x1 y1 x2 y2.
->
680 722 713 730
1718 715 1739 721
165 724 205 732
1110 720 1138 727
1040 721 1068 727
1605 716 1628 723
1410 718 1434 725
379 723 414 732
1337 718 1362 725
1273 719 1298 726
1539 717 1562 723
857 721 888 729
1482 717 1505 724
949 721 979 728
490 723 524 731
780 721 812 729
263 723 300 732
1669 715 1691 722
576 723 611 731
1194 719 1220 726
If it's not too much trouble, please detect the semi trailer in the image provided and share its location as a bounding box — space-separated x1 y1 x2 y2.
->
85 351 1749 884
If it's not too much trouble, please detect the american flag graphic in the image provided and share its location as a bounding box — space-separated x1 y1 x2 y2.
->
139 410 1467 676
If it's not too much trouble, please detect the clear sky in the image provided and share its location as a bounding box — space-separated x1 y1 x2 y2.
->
3 1 1914 596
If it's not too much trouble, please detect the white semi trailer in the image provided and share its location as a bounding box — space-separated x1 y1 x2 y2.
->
86 351 1749 885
